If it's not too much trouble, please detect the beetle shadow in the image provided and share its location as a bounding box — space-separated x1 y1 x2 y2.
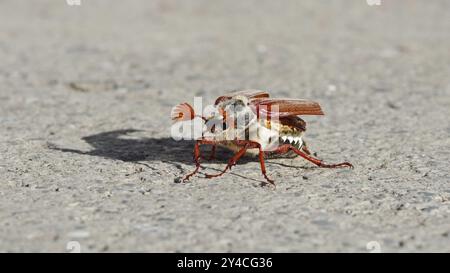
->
48 129 237 167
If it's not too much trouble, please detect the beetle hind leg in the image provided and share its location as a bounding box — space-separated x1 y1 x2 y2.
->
290 145 353 169
301 139 311 155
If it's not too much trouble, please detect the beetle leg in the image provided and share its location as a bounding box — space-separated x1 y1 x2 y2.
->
288 145 353 169
264 144 290 156
182 140 202 182
204 144 248 179
257 146 275 186
301 140 311 155
208 144 216 160
183 139 220 181
204 141 275 186
200 144 216 160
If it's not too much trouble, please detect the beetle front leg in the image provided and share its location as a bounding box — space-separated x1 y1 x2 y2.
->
183 139 220 182
182 140 202 182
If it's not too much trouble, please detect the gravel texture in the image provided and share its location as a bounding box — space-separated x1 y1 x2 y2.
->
0 0 449 252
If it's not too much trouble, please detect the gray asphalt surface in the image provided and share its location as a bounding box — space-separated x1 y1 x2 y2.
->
1 0 449 252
